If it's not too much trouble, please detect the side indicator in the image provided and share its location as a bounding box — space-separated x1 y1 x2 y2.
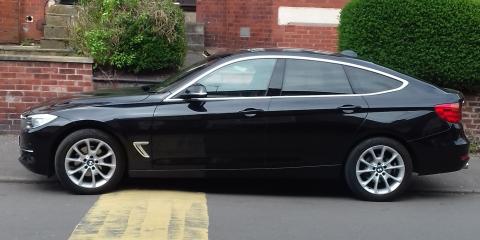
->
133 142 150 158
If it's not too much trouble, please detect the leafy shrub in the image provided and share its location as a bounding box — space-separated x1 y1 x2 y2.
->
71 0 187 73
339 0 480 91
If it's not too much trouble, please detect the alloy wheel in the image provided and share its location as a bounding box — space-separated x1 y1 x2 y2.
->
355 145 405 195
64 138 117 188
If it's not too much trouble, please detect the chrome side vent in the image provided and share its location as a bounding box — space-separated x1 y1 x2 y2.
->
133 141 150 158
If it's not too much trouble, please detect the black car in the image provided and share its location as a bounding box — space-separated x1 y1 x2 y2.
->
19 49 470 201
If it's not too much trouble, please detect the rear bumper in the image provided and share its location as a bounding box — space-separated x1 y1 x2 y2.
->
410 123 470 175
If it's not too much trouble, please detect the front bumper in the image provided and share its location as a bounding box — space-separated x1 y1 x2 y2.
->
18 117 70 176
410 123 470 175
18 132 53 176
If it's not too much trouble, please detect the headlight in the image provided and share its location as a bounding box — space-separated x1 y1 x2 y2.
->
21 114 58 129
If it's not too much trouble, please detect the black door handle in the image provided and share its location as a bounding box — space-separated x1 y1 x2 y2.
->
239 108 264 117
338 105 362 114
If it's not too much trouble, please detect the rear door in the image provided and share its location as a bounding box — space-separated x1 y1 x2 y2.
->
265 59 368 168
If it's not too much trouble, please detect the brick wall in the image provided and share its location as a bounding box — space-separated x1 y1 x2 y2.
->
0 0 47 44
0 0 19 43
0 57 93 133
197 0 348 51
20 0 48 42
463 95 480 142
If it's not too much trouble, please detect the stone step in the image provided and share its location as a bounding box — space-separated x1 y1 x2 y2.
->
46 13 74 27
185 23 204 35
40 39 69 49
185 12 196 23
47 4 77 15
0 45 73 56
44 26 69 39
187 43 205 51
186 33 204 46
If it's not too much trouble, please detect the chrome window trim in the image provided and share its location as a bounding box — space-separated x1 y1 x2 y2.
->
164 55 409 102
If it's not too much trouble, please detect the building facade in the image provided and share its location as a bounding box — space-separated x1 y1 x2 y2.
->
197 0 349 51
0 0 52 44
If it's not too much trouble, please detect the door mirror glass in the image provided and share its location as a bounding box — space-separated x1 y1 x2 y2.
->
181 84 208 99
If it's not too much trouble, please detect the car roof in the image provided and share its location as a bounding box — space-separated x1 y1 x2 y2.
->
212 48 371 66
208 48 434 89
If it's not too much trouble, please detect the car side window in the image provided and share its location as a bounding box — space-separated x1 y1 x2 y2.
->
281 60 353 96
194 59 277 98
344 66 403 94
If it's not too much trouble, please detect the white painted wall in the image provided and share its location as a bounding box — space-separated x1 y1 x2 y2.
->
278 7 341 26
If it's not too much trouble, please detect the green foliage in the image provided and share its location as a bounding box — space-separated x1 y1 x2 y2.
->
71 0 187 73
339 0 480 91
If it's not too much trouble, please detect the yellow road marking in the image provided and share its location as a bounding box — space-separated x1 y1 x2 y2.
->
69 190 209 240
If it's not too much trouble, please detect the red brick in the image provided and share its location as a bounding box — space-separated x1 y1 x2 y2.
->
25 67 42 73
8 66 25 72
34 74 50 79
20 97 36 103
41 68 58 74
16 73 34 79
33 62 51 67
67 63 85 69
76 69 93 75
59 68 75 74
41 80 58 85
15 85 32 91
1 72 16 78
0 84 16 90
50 74 67 80
67 75 83 80
57 80 75 86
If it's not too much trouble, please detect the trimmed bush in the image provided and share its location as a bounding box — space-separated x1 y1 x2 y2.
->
339 0 480 91
71 0 187 73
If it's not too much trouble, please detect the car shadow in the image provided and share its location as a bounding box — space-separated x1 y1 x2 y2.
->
121 177 351 198
33 175 471 201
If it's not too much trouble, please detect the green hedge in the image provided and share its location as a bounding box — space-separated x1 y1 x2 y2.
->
339 0 480 91
71 0 187 73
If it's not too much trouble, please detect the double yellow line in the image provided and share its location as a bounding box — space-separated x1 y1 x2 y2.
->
69 190 209 240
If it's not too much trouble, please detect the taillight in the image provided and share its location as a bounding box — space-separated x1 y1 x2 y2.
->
434 103 462 123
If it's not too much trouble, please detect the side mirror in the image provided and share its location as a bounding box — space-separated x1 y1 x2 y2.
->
181 84 207 100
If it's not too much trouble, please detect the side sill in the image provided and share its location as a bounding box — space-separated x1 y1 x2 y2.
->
128 165 343 179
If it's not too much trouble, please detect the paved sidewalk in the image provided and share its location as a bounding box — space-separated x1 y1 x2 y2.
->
1 134 479 192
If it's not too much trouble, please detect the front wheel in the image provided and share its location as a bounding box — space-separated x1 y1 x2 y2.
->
345 137 412 201
55 129 125 194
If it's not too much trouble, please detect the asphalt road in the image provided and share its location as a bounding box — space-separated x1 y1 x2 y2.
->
2 178 480 240
0 182 96 240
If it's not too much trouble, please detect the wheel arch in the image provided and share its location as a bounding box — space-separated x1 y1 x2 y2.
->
345 133 418 173
48 120 128 176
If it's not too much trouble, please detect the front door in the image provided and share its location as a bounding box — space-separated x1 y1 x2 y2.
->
151 58 279 170
266 59 368 168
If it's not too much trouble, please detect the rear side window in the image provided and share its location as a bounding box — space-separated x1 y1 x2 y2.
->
281 60 353 96
344 66 403 94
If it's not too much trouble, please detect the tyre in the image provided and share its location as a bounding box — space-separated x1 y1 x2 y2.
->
55 129 125 194
345 137 412 201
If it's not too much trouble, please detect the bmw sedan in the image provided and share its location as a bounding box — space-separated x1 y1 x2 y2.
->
19 49 470 201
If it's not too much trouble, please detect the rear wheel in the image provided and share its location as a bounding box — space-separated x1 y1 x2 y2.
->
345 137 412 201
55 129 125 194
